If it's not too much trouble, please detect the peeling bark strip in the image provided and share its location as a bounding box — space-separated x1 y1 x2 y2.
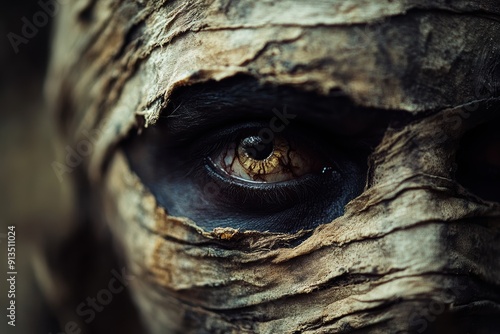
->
42 1 500 333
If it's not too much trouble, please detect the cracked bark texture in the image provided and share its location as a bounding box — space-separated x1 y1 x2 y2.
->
41 0 500 333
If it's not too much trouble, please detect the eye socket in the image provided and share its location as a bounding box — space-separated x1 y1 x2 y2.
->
209 130 330 183
456 118 500 203
123 118 369 232
121 77 388 232
125 120 366 232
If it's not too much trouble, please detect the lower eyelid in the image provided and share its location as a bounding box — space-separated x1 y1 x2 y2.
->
205 156 337 185
203 158 343 206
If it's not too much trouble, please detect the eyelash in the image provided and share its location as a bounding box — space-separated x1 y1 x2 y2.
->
201 158 341 210
171 122 347 211
124 103 373 232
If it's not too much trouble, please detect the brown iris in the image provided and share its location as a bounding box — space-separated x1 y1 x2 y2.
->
213 133 321 183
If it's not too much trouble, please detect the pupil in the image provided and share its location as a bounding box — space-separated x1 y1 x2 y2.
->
240 136 274 160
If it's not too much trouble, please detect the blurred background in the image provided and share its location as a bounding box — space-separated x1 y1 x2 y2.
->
1 1 68 333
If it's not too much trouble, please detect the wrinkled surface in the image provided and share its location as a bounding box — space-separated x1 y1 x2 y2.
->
46 0 500 179
43 0 500 333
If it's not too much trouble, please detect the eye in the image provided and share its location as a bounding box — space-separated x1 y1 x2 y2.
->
124 119 369 232
210 131 328 183
121 78 385 233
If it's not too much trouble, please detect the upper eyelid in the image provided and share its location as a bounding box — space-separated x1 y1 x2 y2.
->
143 77 409 157
156 104 401 151
153 112 380 168
158 78 379 133
163 120 273 150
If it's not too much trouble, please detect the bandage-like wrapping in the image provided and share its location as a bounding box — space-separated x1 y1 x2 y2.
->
44 1 500 333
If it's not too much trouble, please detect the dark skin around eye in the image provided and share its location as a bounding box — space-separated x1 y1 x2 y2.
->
456 117 500 203
123 76 409 233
